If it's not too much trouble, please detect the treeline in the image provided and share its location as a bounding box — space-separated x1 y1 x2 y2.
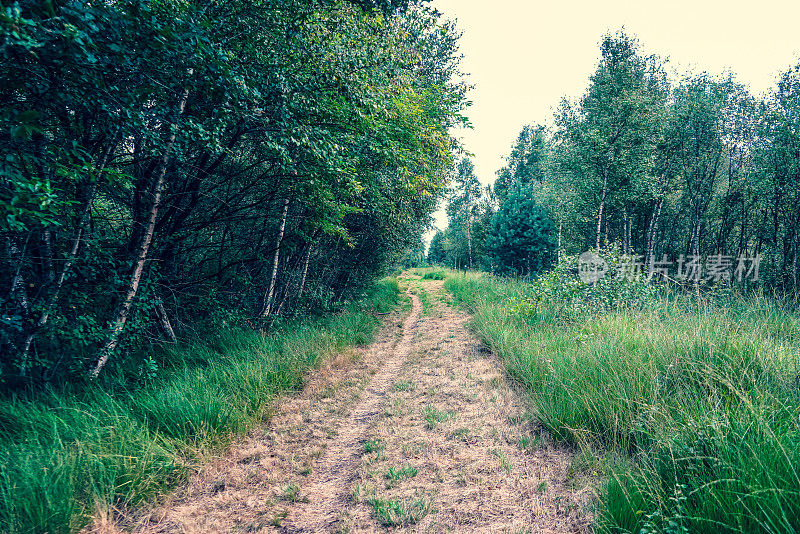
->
0 0 467 385
432 31 800 295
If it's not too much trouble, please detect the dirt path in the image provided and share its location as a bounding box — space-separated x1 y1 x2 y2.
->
119 276 592 533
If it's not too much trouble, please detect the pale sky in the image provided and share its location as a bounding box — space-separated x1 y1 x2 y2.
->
426 0 800 240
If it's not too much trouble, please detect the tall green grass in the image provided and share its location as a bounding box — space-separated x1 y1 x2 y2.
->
0 279 399 533
446 272 800 533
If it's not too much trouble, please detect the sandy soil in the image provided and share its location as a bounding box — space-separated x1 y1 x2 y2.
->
101 275 593 533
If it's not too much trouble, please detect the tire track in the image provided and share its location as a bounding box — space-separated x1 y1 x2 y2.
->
281 290 422 532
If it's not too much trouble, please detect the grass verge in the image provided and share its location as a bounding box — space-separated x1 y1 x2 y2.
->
0 279 399 533
445 271 800 534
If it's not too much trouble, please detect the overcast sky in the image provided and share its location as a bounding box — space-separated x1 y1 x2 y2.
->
426 0 800 239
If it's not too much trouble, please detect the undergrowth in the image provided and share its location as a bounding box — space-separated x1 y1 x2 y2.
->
413 267 446 280
445 263 800 533
0 279 399 533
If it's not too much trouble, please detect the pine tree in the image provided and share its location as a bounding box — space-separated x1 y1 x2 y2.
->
486 182 556 276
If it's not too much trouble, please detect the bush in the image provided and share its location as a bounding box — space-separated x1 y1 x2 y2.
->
421 270 446 280
510 247 660 322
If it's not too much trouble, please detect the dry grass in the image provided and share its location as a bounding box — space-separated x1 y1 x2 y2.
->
339 279 592 533
104 275 592 533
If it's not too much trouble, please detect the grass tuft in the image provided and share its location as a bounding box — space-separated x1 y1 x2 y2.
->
362 439 385 454
366 496 433 526
421 270 446 280
384 464 418 483
422 406 449 429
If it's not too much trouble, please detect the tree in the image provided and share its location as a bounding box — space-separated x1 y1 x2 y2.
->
0 0 468 383
446 158 483 268
486 182 556 276
427 230 447 264
557 31 666 251
494 124 548 201
753 62 800 292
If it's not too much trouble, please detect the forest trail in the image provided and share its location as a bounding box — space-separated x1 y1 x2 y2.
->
116 275 592 533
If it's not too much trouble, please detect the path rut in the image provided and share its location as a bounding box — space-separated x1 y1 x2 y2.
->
281 291 422 532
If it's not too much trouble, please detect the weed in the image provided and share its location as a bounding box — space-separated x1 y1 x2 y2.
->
450 427 471 442
394 380 414 392
508 413 531 426
489 448 513 474
422 406 449 429
362 439 384 454
270 510 289 527
455 467 467 486
518 434 542 451
385 464 418 483
280 483 307 503
367 496 433 526
419 288 433 315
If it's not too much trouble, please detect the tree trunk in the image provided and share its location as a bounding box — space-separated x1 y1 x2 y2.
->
793 236 798 297
557 217 562 264
595 170 609 250
692 217 701 299
646 198 663 265
260 197 290 317
155 301 177 343
466 217 472 269
6 237 30 317
297 241 313 302
90 76 191 378
627 214 633 254
21 143 115 370
622 207 629 253
42 231 55 286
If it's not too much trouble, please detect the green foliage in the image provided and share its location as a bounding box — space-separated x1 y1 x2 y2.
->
0 280 398 533
366 496 433 526
422 405 449 429
427 229 448 264
432 156 495 270
508 248 659 321
397 237 428 269
421 270 446 280
363 438 385 454
0 0 467 385
446 272 800 533
384 464 418 482
486 182 556 276
494 124 548 202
